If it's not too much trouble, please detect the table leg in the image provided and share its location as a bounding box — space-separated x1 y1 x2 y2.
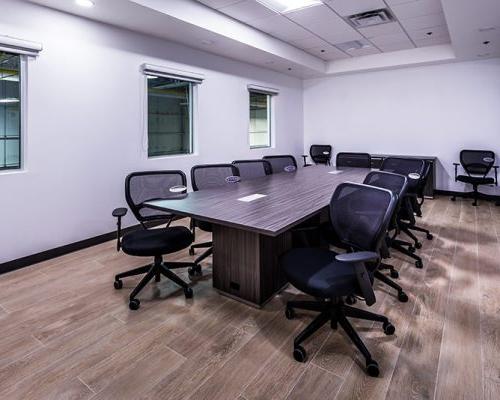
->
212 225 292 308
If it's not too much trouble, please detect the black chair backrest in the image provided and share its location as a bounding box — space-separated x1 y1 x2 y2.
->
310 145 332 165
330 182 397 253
191 164 240 191
460 150 495 177
232 159 272 179
263 155 297 173
125 170 187 222
336 152 371 168
380 157 425 193
363 171 408 198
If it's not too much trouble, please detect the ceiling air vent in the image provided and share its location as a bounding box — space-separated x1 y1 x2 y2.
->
347 9 394 28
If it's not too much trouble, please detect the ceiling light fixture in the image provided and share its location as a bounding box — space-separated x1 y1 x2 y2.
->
256 0 322 14
75 0 95 8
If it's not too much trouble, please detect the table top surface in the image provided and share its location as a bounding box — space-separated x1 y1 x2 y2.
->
146 166 370 236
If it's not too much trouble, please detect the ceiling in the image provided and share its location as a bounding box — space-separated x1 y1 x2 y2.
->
198 0 451 61
24 0 500 78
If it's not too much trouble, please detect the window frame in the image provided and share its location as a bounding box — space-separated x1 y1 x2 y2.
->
0 52 25 172
247 85 278 150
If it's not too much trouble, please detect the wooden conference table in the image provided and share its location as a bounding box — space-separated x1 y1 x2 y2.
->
146 165 370 307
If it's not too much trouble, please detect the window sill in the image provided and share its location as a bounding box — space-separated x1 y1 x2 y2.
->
147 152 198 161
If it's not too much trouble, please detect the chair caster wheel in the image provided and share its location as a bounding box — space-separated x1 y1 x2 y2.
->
415 260 423 268
114 280 123 290
408 246 416 254
390 270 399 279
184 287 193 299
293 345 307 363
188 265 202 277
129 299 140 310
415 242 422 249
345 295 357 305
189 248 195 256
383 321 395 335
285 307 295 320
398 292 409 303
427 233 434 240
366 360 380 377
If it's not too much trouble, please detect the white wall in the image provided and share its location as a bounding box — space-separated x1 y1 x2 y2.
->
0 0 304 263
304 58 500 192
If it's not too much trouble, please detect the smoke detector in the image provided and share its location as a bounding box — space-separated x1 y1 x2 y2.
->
347 9 394 28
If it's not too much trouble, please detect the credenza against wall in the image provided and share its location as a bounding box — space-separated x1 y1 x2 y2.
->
370 154 437 199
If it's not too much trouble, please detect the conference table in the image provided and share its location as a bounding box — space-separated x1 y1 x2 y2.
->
146 165 370 307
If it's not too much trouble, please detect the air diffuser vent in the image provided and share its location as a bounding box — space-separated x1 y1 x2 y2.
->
347 9 394 28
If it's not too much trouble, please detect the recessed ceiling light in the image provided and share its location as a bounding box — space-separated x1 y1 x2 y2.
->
75 0 95 8
256 0 322 14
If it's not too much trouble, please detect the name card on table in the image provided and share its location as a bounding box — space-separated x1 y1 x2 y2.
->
238 194 267 202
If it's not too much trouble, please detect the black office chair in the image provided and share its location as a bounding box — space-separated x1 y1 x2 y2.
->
189 164 240 266
451 150 498 206
263 155 297 173
310 145 332 166
336 152 371 168
381 157 426 268
281 182 397 377
112 171 196 310
232 159 272 179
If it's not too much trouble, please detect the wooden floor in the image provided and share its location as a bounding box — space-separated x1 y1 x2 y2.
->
1 197 499 400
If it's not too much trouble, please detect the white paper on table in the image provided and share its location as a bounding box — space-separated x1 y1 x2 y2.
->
238 194 267 202
328 170 344 175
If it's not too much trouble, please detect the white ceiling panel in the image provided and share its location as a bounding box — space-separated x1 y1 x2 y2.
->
286 5 363 44
324 0 386 16
407 24 449 40
198 0 243 9
345 45 380 56
385 0 419 5
414 33 451 47
291 36 332 49
358 21 405 38
400 12 446 30
376 40 415 52
218 0 277 23
252 15 316 41
390 0 443 20
306 45 350 60
369 31 413 45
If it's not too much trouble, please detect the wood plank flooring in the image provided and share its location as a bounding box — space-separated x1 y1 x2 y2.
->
0 196 498 400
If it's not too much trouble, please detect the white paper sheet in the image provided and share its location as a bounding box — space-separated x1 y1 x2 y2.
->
238 194 267 202
328 170 344 175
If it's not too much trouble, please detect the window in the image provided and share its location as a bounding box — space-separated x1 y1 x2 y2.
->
147 76 193 157
0 51 21 170
249 91 271 148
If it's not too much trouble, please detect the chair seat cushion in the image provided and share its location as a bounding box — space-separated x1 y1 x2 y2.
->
122 226 193 257
456 175 494 185
194 219 213 232
281 248 365 299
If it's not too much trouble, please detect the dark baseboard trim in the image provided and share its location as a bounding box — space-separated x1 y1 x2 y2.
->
0 218 185 276
434 189 500 201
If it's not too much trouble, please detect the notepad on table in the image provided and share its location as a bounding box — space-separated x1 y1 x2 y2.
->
238 194 267 202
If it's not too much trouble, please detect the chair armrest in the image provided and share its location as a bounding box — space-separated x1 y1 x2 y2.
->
112 207 128 251
453 163 460 181
335 251 379 264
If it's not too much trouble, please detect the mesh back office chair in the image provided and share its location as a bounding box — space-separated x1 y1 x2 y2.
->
232 159 272 179
281 183 397 377
336 152 372 168
451 150 498 206
263 155 297 173
381 157 426 268
189 164 240 266
363 171 409 302
310 145 332 166
112 171 196 310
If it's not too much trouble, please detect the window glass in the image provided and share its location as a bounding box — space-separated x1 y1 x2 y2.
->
249 91 271 148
